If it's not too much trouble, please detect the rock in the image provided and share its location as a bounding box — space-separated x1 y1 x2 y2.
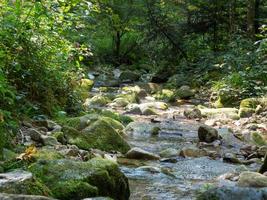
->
136 166 161 173
63 119 130 153
0 193 56 200
116 93 139 104
142 108 158 115
238 107 255 118
28 129 43 142
159 148 179 158
126 147 160 160
180 146 207 158
125 104 142 115
29 158 130 200
184 108 202 119
142 102 168 110
41 135 58 146
83 198 113 200
138 82 161 94
237 171 267 187
119 70 140 82
153 89 175 102
199 107 239 119
0 170 50 196
175 85 194 99
223 152 241 164
111 98 129 107
198 125 219 143
212 88 240 108
150 127 160 136
84 95 110 107
198 186 267 200
251 132 267 146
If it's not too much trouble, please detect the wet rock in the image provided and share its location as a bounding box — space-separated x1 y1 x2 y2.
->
0 170 50 196
198 125 219 143
180 146 207 158
136 166 161 173
29 158 130 200
198 186 267 200
160 158 177 163
184 108 202 119
223 153 241 164
237 171 267 187
175 85 194 99
126 147 160 160
0 193 56 200
159 148 179 158
83 198 113 200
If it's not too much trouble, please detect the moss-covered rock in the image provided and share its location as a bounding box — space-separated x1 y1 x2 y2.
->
252 132 267 146
153 89 175 102
33 148 64 161
100 110 133 125
61 114 125 131
175 85 194 99
212 88 240 108
111 98 130 107
84 95 111 107
62 119 130 153
240 98 260 109
81 119 130 153
28 158 130 200
116 93 139 104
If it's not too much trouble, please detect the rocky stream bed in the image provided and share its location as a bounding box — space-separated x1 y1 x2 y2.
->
1 72 267 200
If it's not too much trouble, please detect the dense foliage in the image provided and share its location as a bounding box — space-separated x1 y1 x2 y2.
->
0 0 267 139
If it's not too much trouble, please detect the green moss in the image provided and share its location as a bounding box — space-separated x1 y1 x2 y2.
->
53 180 98 200
100 110 133 125
52 132 66 144
62 119 130 153
33 148 64 161
80 79 94 91
240 98 259 109
116 93 139 104
81 119 130 153
29 158 130 200
252 132 267 146
153 89 175 102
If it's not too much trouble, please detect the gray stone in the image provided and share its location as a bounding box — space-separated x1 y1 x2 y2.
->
126 147 160 160
28 128 42 142
237 171 267 187
0 193 56 200
41 135 58 146
198 124 219 143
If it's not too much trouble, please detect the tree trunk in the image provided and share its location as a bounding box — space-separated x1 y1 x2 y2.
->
247 0 256 37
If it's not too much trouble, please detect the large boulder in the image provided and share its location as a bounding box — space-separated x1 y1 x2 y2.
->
237 171 267 187
63 119 130 153
29 158 130 200
126 147 160 160
198 125 219 143
211 88 240 108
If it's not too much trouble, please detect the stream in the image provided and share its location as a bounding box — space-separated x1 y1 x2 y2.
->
91 82 258 200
